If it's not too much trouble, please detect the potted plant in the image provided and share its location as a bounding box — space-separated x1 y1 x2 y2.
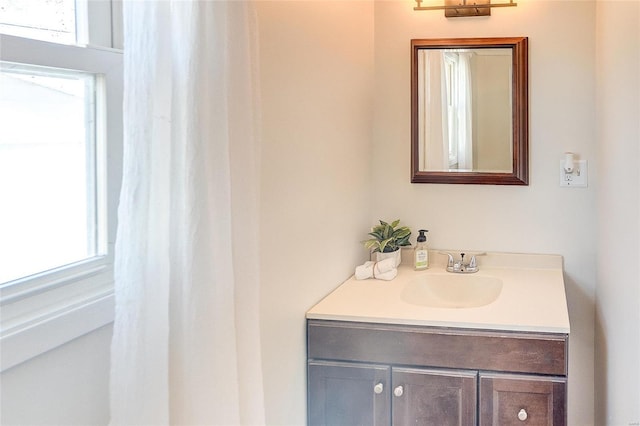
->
363 219 412 267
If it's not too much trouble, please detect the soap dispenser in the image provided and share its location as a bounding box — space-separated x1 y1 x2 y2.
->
414 229 429 270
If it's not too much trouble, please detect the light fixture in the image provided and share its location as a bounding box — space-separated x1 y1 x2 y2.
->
414 0 517 18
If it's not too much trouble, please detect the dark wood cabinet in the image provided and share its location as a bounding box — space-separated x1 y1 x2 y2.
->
308 361 390 426
479 373 566 426
308 362 476 426
307 320 568 426
392 367 476 426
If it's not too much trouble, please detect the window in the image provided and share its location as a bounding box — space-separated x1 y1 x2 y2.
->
0 63 104 284
0 0 122 371
0 0 77 44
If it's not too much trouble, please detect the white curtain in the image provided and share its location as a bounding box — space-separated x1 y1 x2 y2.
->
419 50 450 171
109 1 265 425
456 52 473 170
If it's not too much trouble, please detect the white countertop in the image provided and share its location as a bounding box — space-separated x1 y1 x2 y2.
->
306 251 571 334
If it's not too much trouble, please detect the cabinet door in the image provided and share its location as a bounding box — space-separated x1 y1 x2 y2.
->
308 360 390 426
479 373 567 426
392 367 477 426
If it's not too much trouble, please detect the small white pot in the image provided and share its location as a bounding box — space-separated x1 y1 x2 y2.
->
374 249 401 268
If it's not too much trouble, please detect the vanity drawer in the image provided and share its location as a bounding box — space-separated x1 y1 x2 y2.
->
307 320 568 376
479 373 567 426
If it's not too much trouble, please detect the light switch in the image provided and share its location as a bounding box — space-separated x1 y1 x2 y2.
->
560 159 588 187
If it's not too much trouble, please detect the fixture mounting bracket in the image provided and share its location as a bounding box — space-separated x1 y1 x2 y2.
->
414 0 517 18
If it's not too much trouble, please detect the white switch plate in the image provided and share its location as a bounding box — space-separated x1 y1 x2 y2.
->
560 160 588 187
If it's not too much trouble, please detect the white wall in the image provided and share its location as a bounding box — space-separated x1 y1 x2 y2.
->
595 1 640 424
256 1 374 424
0 325 112 425
371 1 596 425
473 53 512 171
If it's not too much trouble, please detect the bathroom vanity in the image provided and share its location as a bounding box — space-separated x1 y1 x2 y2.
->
306 252 570 425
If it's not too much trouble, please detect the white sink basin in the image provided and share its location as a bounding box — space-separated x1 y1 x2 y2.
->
401 274 503 309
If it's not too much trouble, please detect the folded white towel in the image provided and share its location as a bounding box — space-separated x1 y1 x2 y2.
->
355 258 397 281
372 267 397 281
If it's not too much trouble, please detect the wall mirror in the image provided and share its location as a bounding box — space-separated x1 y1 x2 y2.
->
411 37 528 185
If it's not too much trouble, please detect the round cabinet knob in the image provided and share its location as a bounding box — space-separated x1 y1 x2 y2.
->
393 386 404 397
518 408 528 421
373 383 384 394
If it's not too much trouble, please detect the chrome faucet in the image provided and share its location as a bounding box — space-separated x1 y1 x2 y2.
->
442 252 484 273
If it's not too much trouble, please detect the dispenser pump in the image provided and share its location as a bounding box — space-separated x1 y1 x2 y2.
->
414 230 429 270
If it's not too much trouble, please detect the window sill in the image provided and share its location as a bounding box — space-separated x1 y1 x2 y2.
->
0 292 114 372
0 259 115 372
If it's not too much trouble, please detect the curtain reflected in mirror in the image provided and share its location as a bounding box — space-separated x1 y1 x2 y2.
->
417 48 512 173
411 37 528 185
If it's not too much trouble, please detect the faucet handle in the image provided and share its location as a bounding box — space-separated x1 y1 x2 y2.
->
439 252 455 268
468 252 486 268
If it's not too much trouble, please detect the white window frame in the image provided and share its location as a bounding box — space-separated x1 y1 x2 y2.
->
443 53 456 168
0 3 122 371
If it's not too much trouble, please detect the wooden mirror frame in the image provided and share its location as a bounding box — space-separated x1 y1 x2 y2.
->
411 37 528 185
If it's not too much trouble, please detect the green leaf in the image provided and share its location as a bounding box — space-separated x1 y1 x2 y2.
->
368 231 383 240
393 228 411 239
382 224 392 239
379 237 393 253
396 235 411 246
391 219 400 228
363 239 381 252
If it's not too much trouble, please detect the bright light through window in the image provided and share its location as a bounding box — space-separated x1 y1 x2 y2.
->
0 0 77 44
0 62 103 284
